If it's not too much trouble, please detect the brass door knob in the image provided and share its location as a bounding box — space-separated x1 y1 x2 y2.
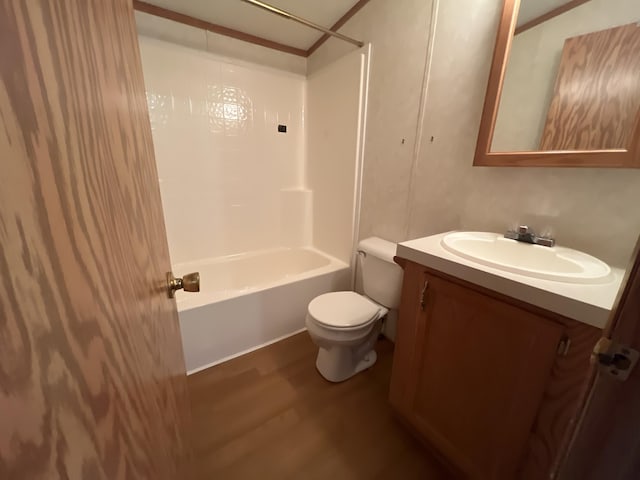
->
167 271 200 298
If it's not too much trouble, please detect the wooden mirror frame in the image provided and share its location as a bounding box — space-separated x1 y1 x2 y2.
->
474 0 640 168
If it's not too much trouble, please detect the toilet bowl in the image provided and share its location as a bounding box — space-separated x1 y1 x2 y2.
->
306 237 403 382
306 291 388 382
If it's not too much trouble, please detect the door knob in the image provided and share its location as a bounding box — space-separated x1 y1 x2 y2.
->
167 271 200 298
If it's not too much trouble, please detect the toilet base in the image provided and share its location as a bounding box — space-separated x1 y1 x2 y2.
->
315 347 378 382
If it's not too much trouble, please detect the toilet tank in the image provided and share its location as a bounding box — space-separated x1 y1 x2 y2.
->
359 237 403 309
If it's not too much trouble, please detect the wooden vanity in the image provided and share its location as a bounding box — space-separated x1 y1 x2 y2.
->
389 257 606 479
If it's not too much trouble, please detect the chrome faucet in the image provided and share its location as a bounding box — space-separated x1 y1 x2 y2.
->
504 225 555 247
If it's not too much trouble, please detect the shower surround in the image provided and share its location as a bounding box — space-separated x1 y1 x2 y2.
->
139 36 369 372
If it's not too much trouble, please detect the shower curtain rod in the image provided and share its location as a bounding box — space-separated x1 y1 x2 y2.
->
239 0 365 48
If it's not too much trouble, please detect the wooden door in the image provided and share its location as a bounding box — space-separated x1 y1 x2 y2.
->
390 263 565 479
0 1 192 479
539 23 640 151
558 238 640 479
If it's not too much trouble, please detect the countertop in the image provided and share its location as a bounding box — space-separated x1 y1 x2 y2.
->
396 232 625 329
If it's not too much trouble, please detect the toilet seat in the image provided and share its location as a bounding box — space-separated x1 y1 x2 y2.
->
308 291 383 329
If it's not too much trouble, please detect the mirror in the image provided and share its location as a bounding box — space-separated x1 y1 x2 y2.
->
475 0 640 167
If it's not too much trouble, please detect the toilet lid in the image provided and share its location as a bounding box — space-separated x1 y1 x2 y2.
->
308 291 382 328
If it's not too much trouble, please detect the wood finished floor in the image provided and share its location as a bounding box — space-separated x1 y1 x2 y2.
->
187 333 451 479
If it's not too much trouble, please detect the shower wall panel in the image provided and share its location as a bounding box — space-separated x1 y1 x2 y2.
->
139 36 307 264
306 47 369 264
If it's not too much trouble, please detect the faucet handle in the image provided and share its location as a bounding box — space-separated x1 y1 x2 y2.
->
534 237 555 247
517 225 530 234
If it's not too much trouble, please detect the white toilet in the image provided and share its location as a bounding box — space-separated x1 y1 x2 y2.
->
305 237 403 382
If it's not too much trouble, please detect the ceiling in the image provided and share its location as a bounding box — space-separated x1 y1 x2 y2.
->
517 0 580 27
141 0 361 50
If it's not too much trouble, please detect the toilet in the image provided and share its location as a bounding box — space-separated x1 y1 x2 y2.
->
305 237 403 382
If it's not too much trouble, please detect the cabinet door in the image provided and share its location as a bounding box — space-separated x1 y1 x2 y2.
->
391 266 565 479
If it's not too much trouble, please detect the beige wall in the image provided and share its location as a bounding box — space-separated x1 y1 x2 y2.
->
493 0 640 151
308 0 435 245
310 0 640 268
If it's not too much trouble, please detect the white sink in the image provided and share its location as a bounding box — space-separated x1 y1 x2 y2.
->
441 232 612 284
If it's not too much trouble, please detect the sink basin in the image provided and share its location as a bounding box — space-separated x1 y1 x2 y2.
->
441 232 612 284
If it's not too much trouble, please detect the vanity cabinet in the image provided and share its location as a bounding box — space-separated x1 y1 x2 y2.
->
389 260 602 479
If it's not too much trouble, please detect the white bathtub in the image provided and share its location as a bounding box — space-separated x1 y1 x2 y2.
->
174 247 351 374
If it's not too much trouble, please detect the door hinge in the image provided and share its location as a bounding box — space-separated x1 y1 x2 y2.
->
592 337 640 381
